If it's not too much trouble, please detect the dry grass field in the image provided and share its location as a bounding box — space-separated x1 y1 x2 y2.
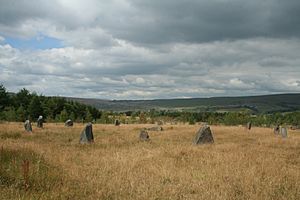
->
1 122 300 200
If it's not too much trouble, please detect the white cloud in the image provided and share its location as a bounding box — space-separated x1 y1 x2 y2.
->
0 1 300 99
1 37 300 99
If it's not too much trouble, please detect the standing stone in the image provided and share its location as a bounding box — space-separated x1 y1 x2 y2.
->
37 116 43 128
80 123 94 144
115 119 120 126
24 120 32 132
65 119 73 127
193 125 214 145
247 122 252 130
274 125 280 134
139 130 150 141
280 127 288 138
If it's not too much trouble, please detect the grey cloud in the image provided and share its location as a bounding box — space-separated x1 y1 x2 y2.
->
0 1 300 99
103 0 300 44
1 37 300 99
1 0 300 45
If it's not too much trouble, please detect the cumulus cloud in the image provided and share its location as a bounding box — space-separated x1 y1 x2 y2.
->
0 0 300 99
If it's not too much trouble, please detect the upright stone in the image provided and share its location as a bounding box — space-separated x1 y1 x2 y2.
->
37 115 43 128
193 125 214 145
65 119 73 127
115 119 120 126
24 120 32 132
280 127 288 138
80 123 94 144
274 125 280 134
247 122 252 130
139 130 150 141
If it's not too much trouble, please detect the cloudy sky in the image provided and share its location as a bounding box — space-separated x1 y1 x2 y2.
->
0 0 300 99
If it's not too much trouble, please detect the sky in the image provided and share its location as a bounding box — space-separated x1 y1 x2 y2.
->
0 0 300 100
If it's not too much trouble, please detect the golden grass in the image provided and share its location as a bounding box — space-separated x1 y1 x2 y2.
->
1 122 300 200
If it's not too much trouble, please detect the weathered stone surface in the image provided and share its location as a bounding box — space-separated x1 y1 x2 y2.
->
193 125 214 145
115 119 120 126
139 130 150 141
274 125 280 134
37 116 43 128
80 123 94 144
280 127 288 138
24 120 32 132
247 122 252 130
65 119 73 127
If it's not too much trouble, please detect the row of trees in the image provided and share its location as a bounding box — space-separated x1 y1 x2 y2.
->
1 84 300 126
114 110 300 126
0 84 101 122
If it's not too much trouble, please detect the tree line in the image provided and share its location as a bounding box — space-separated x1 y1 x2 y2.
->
0 84 101 122
1 84 300 126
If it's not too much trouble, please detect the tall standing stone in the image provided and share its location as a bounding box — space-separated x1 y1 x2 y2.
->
24 120 32 132
280 127 288 138
37 115 43 128
274 125 280 135
80 123 94 144
247 122 252 130
193 125 214 145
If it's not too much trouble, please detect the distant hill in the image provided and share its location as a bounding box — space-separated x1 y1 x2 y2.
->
66 93 300 113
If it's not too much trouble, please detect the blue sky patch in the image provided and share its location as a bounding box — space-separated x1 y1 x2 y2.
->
4 34 64 50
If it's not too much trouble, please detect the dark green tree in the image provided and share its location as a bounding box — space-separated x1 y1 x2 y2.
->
16 106 26 121
28 95 43 120
0 84 10 111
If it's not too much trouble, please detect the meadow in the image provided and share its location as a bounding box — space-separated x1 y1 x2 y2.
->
0 122 300 200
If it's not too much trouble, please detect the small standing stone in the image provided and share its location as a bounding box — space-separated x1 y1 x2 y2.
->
115 119 120 126
139 130 150 141
24 120 32 132
37 116 43 128
247 122 252 130
280 127 288 138
80 123 94 144
193 125 214 145
65 119 73 127
274 125 280 135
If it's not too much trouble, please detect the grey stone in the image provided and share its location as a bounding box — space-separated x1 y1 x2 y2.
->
24 120 32 132
194 125 214 145
280 127 288 138
37 115 43 128
247 122 252 130
65 119 73 127
80 123 94 144
115 119 120 126
139 130 150 141
274 125 280 134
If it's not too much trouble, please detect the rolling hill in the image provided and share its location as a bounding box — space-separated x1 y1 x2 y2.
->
66 93 300 113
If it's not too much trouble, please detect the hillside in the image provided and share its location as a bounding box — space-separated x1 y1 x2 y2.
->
67 93 300 113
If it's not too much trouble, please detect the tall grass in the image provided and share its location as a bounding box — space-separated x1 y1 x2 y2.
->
0 123 299 199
